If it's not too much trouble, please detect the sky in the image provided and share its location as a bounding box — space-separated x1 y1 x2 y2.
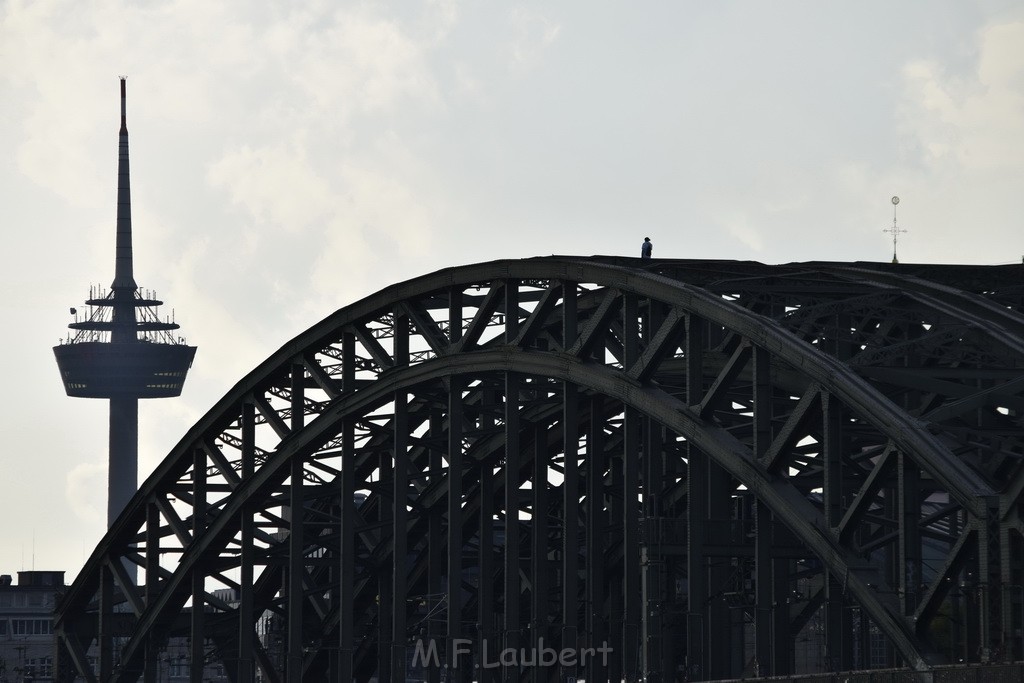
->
1 0 1023 581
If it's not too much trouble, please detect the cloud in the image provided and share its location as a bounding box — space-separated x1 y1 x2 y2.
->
887 18 1024 263
65 461 106 527
718 207 765 253
899 21 1024 172
282 6 442 121
207 140 335 232
507 7 561 71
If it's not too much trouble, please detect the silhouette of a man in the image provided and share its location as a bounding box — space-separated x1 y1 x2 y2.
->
641 237 653 259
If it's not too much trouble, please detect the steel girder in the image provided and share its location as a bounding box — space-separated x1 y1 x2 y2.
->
53 257 1024 682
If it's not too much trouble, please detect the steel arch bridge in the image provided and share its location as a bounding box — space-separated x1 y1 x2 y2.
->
54 256 1024 682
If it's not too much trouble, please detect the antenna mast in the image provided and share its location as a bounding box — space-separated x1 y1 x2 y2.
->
883 196 907 264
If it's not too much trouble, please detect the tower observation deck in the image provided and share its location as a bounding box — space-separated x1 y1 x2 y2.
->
54 78 196 528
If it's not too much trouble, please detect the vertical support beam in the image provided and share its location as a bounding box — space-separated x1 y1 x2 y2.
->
881 485 898 666
238 400 256 682
898 453 921 617
377 427 394 681
980 498 1003 662
447 288 466 678
338 415 356 683
341 330 356 393
503 283 520 681
392 388 409 681
287 363 305 682
503 371 521 683
586 396 608 683
561 280 577 351
446 294 464 681
143 501 160 683
427 412 444 683
730 579 745 676
824 388 852 667
191 448 207 682
338 331 356 683
476 385 497 681
448 376 466 675
640 544 662 683
706 461 732 671
478 435 496 683
754 500 772 676
622 291 639 371
505 278 520 342
561 381 580 682
826 574 854 671
822 390 842 530
608 446 624 683
822 383 847 670
450 287 463 347
98 562 114 681
1005 526 1022 661
394 303 410 365
642 392 661 505
752 346 775 678
753 346 771 460
835 312 855 360
858 606 872 669
685 314 703 407
389 313 410 681
770 520 790 675
622 293 641 682
641 418 664 683
623 407 641 681
531 423 549 683
772 528 792 675
963 522 980 662
685 314 707 682
757 505 794 675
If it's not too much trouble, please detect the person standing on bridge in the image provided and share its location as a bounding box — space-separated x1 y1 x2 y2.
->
641 237 653 259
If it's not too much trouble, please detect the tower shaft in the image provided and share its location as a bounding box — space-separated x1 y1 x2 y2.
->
108 397 139 528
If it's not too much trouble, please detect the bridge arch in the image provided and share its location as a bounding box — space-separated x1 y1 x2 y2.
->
56 257 1024 681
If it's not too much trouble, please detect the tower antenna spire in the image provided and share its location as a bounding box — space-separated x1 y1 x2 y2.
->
113 76 135 292
883 195 907 264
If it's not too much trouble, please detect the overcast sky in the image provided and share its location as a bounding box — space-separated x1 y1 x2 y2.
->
1 1 1022 580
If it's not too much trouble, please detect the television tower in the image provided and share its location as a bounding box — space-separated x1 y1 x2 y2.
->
54 78 197 529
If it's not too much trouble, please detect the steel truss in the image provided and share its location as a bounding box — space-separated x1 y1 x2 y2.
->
54 257 1024 682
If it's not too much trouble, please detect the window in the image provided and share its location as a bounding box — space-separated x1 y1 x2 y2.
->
169 656 188 677
26 657 53 677
11 619 52 636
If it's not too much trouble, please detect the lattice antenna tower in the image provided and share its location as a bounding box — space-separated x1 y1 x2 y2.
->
884 195 907 264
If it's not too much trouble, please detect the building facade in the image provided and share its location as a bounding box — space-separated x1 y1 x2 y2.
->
0 571 64 682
